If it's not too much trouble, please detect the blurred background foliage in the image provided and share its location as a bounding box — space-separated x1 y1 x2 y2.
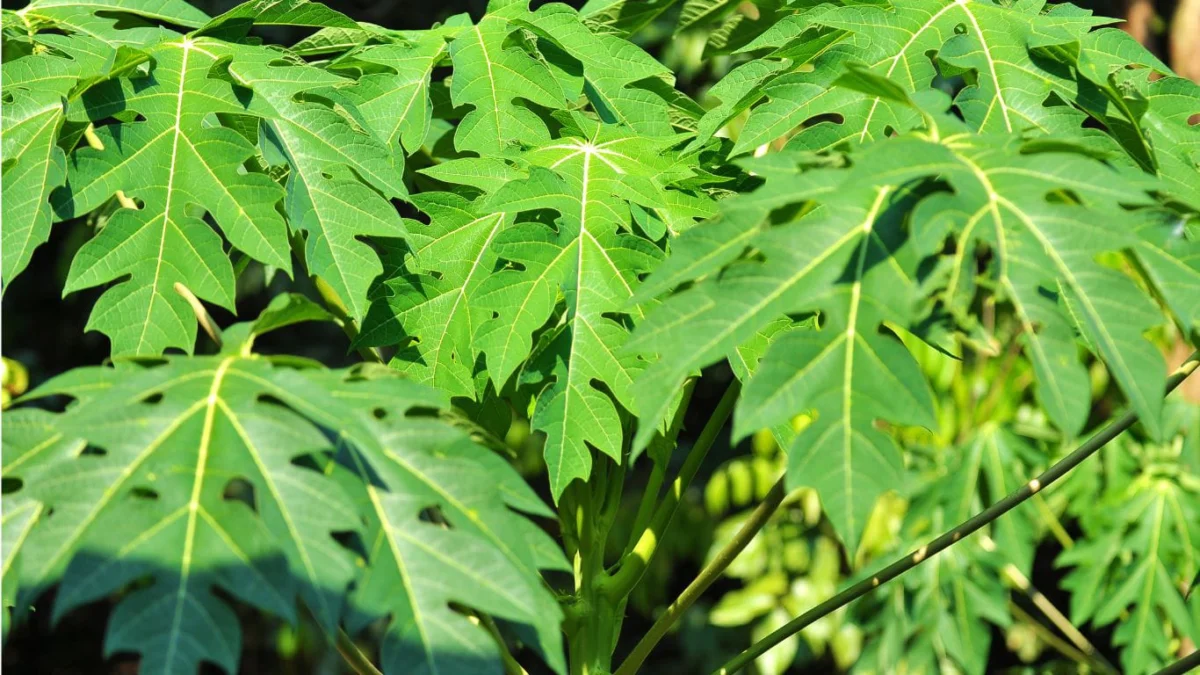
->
3 0 1198 673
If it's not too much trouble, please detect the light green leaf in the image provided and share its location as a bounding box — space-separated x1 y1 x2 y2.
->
54 36 292 356
358 193 509 398
728 0 1114 156
474 123 712 496
448 5 566 154
517 3 677 136
10 356 369 672
227 47 409 322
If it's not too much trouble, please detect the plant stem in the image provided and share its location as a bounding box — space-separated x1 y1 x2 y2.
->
1007 602 1093 669
336 629 383 675
613 476 786 675
714 350 1200 675
624 458 666 559
624 380 697 558
1153 650 1200 675
604 381 741 600
1031 493 1074 550
313 276 385 364
982 535 1115 674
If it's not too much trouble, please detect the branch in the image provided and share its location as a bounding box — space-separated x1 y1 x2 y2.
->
714 350 1200 675
1153 650 1200 675
613 477 786 675
603 381 741 600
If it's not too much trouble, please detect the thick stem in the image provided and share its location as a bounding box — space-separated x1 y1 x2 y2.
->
604 381 741 600
714 351 1199 675
565 474 620 675
613 477 786 675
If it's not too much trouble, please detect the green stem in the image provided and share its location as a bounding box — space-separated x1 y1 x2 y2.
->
604 381 741 601
623 459 666 560
714 350 1200 675
479 613 528 675
613 477 786 675
624 380 697 557
1153 650 1200 675
313 276 385 364
1007 602 1093 670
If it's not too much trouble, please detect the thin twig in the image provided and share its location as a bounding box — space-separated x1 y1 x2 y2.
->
713 350 1200 675
1152 650 1200 675
983 536 1116 674
613 477 786 675
1008 602 1092 668
478 613 529 675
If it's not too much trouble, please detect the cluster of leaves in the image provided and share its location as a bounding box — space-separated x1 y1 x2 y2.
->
3 0 1199 672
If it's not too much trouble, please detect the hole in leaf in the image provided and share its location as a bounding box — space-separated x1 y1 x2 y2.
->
223 477 256 510
404 405 441 420
801 113 844 129
332 530 369 559
2 478 24 494
131 486 159 501
419 505 448 525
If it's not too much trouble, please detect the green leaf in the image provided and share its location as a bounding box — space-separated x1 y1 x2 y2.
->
358 192 509 398
53 36 291 355
725 0 1117 156
1132 210 1200 334
474 122 713 497
448 4 566 154
516 3 677 136
1 409 86 640
226 47 409 321
1 28 144 289
321 371 567 674
631 130 1171 548
7 351 566 674
1 89 66 291
15 0 208 47
10 356 367 672
339 25 462 157
579 0 677 37
221 292 335 351
199 0 357 34
1060 472 1200 674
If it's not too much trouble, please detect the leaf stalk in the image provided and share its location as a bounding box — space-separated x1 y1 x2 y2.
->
613 476 786 675
603 381 741 601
